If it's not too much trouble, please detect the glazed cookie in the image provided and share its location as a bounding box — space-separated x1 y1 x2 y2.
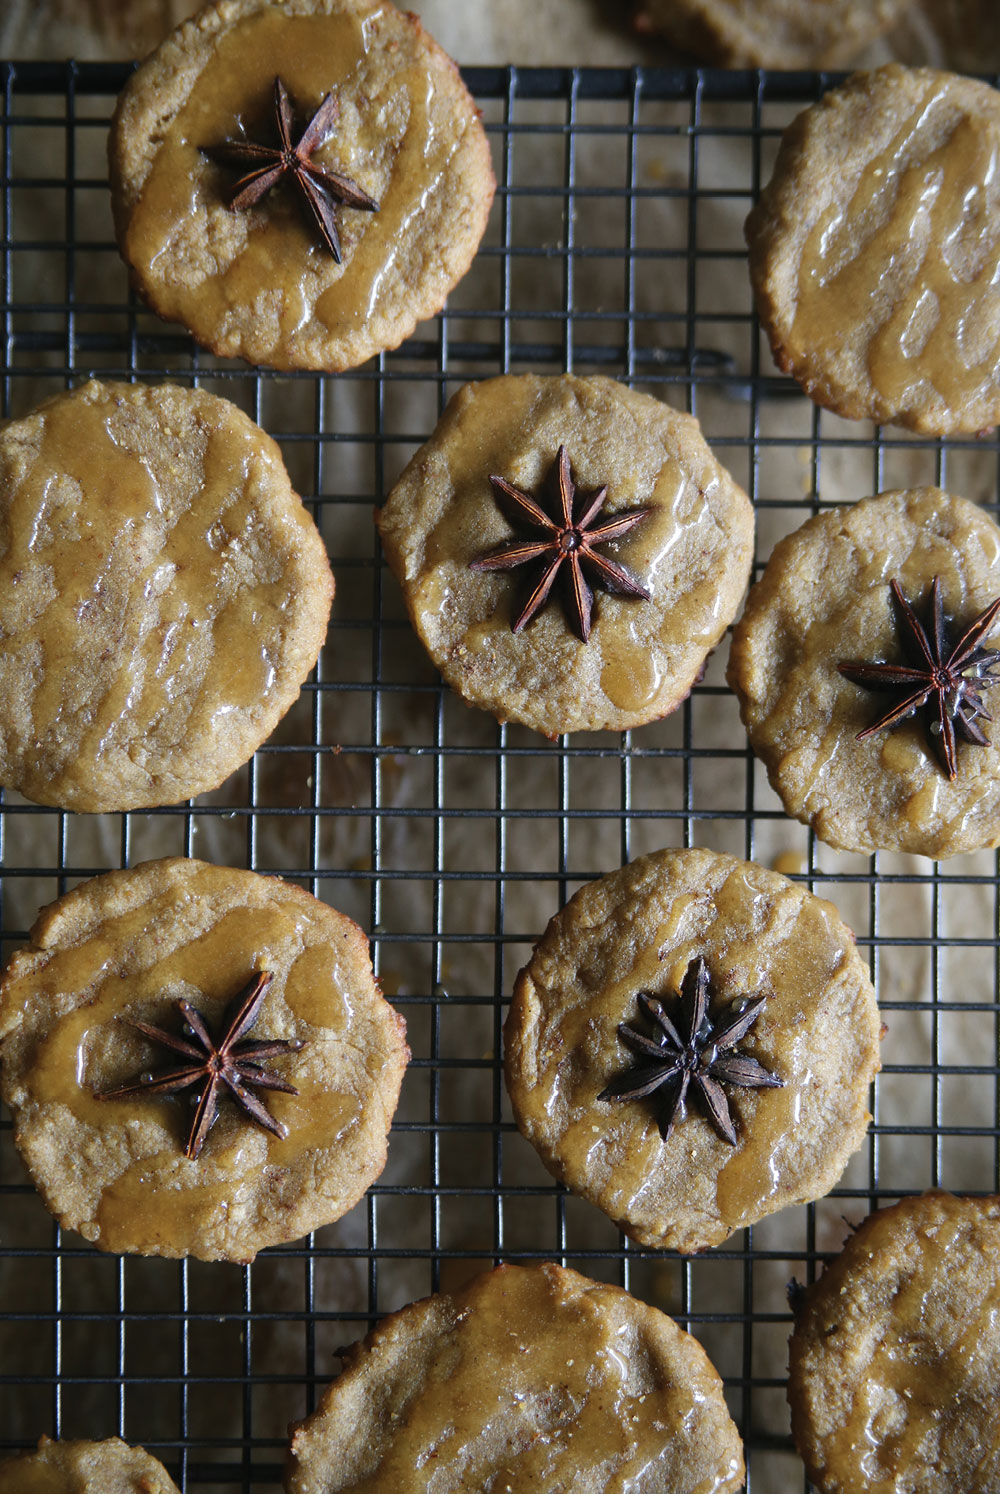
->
504 847 879 1255
747 65 1000 435
0 858 408 1263
0 379 333 813
635 0 906 68
285 1261 745 1493
0 1437 179 1493
789 1192 1000 1493
728 488 1000 858
109 0 495 371
376 374 754 735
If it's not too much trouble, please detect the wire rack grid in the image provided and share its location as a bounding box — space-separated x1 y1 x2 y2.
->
1 58 999 1494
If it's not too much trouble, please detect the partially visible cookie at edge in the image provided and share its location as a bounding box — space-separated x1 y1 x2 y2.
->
746 65 1000 435
635 0 906 67
504 847 880 1254
728 488 1000 858
109 0 495 371
789 1192 1000 1494
0 858 408 1263
285 1261 745 1493
0 378 333 813
0 1436 180 1493
376 374 754 736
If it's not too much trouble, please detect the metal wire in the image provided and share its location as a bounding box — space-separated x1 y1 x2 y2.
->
1 60 999 1494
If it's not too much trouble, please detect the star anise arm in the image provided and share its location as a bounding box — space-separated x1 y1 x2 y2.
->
235 1066 300 1094
121 1016 205 1062
597 1061 682 1102
95 1065 203 1103
228 164 288 211
581 509 653 547
678 958 710 1045
638 992 684 1050
511 552 565 633
709 995 771 1051
314 168 379 212
580 549 652 600
617 1022 676 1061
956 711 991 745
837 662 935 690
185 1074 223 1160
693 1072 737 1145
296 87 340 156
231 1036 305 1063
295 168 343 260
935 698 959 780
222 1074 288 1138
852 686 936 740
468 539 555 572
709 1053 784 1089
945 593 1000 671
488 476 559 534
573 483 610 532
890 578 937 670
273 75 296 154
217 972 275 1052
566 554 594 641
658 1069 689 1140
556 445 575 529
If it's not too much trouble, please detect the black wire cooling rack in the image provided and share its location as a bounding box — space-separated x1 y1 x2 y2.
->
2 59 1000 1494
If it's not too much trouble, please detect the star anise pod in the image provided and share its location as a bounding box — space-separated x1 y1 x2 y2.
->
598 957 783 1144
95 971 304 1160
838 576 1000 780
202 76 378 262
468 445 653 642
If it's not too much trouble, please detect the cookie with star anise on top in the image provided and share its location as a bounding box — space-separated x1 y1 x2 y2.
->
505 846 880 1254
377 374 754 735
108 0 494 371
729 488 1000 857
0 859 408 1263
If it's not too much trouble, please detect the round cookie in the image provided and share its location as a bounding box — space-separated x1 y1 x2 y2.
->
376 374 754 736
0 1437 179 1493
109 0 495 371
746 65 1000 436
635 0 906 68
285 1261 745 1493
0 379 332 813
0 858 408 1263
504 847 880 1255
728 488 1000 858
789 1192 1000 1493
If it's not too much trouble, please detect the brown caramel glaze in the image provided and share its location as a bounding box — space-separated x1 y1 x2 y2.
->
747 65 1000 435
789 1193 1000 1493
109 0 494 372
504 848 880 1255
376 374 754 735
728 488 1000 858
0 379 333 813
0 859 408 1263
0 1437 179 1493
285 1262 745 1494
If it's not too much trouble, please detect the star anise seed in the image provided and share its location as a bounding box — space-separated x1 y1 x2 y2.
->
838 576 1000 780
598 957 783 1145
95 971 304 1160
201 76 378 262
468 445 653 642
